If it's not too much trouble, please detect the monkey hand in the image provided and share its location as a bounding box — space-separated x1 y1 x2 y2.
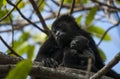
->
41 58 58 68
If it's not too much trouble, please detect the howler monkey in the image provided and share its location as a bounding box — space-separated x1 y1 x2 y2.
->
61 36 96 70
35 15 120 79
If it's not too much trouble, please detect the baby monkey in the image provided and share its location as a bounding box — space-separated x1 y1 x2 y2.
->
62 36 95 70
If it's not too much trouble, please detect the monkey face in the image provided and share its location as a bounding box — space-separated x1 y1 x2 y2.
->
70 36 89 50
52 22 73 47
51 15 80 47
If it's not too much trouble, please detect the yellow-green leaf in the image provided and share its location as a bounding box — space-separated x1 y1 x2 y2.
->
98 48 106 62
27 45 35 60
0 10 11 22
38 0 45 11
63 0 72 4
18 32 30 42
17 1 25 9
15 41 29 54
76 15 82 23
33 32 47 44
85 7 97 25
87 25 111 41
3 0 7 5
6 60 32 79
76 0 88 4
116 0 120 4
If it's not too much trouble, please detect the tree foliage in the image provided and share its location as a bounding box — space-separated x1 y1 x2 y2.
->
0 0 120 79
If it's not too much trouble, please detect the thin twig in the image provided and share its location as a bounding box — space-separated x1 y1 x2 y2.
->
6 0 47 34
0 36 22 58
38 0 44 9
29 0 51 35
57 0 64 18
5 6 14 48
69 0 75 15
0 0 21 22
0 6 99 33
112 2 120 23
85 58 92 79
91 0 120 11
29 0 44 20
51 0 80 8
97 23 119 46
45 3 56 17
90 52 120 79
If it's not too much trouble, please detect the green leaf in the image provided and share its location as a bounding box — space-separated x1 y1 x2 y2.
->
6 60 32 79
85 7 97 25
77 0 88 4
27 45 35 60
76 15 82 23
13 41 35 56
15 41 29 55
33 32 47 44
38 0 45 11
116 0 120 4
18 32 30 42
0 0 3 9
64 0 72 4
98 48 106 62
3 0 7 6
17 1 25 9
0 10 11 22
7 32 35 57
87 25 111 41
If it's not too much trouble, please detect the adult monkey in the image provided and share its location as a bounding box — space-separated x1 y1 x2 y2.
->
34 15 120 79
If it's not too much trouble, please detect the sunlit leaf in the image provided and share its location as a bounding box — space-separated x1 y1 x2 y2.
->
0 0 3 9
76 0 88 4
6 60 32 79
7 32 35 57
27 45 35 60
98 48 106 62
17 1 25 9
33 32 47 44
76 15 82 23
18 32 30 42
15 41 29 55
0 10 11 22
38 0 45 11
64 0 72 4
87 25 111 41
85 7 97 25
3 0 7 6
13 41 35 56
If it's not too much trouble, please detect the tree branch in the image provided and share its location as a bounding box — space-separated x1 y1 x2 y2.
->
0 36 22 58
91 52 120 79
91 0 120 11
0 52 114 79
0 52 22 64
0 0 21 22
69 0 75 15
6 0 46 34
29 0 51 35
57 0 64 18
97 22 119 46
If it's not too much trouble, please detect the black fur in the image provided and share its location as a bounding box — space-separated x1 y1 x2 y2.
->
61 36 96 70
34 15 120 79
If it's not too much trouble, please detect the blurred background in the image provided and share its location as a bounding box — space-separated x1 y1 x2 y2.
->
0 0 120 77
